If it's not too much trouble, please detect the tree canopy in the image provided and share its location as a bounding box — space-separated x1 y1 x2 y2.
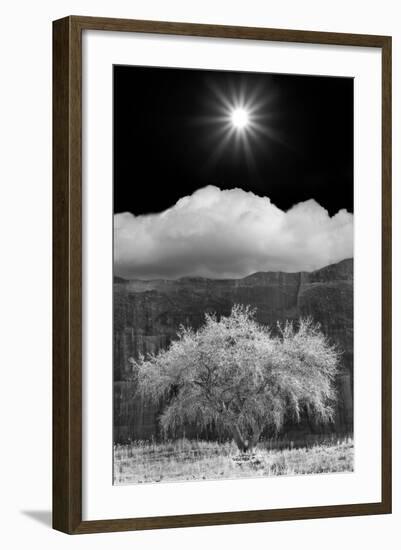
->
130 305 340 452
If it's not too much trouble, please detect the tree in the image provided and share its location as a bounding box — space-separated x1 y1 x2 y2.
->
130 305 340 453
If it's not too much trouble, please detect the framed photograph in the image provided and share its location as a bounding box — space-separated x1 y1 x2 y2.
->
53 16 392 534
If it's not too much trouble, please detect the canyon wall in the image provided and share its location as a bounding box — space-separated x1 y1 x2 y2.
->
113 258 353 443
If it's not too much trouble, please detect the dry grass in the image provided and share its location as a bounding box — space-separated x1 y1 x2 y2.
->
113 436 354 485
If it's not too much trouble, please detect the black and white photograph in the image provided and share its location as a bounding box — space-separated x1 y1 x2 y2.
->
113 65 354 485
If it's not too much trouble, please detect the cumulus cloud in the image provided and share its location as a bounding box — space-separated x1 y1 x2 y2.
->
114 186 353 280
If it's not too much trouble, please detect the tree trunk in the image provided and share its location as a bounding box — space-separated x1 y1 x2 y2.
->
231 423 263 453
232 424 249 452
249 427 263 450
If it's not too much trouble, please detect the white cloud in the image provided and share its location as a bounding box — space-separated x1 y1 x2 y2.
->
114 186 353 280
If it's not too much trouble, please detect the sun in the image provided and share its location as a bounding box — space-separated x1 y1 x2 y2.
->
231 107 249 129
200 79 278 165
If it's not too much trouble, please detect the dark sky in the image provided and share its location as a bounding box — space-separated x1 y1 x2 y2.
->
114 65 353 216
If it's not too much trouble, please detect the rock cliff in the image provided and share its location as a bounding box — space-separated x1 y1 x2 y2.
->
114 258 353 443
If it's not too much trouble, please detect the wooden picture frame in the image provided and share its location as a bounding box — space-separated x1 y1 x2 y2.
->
53 15 392 534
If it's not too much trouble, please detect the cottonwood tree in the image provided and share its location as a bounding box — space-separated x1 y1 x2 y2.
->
130 306 340 453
